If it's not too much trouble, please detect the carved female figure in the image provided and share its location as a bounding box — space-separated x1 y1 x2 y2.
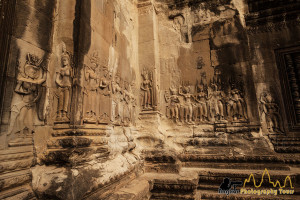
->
227 86 248 121
179 85 193 124
208 83 225 121
112 74 123 124
8 54 46 136
83 54 99 123
98 69 112 123
194 84 208 122
166 87 180 123
260 93 283 133
123 81 134 126
141 69 153 110
55 50 72 122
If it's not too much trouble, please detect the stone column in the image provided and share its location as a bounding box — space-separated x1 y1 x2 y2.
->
50 0 77 126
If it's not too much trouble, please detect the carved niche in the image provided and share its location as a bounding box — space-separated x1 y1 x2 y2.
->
54 44 73 123
8 54 46 138
171 14 191 43
275 47 300 132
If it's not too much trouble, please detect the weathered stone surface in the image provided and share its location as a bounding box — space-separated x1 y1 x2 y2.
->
0 0 300 199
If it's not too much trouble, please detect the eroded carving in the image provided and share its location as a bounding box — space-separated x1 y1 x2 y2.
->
99 68 112 124
123 81 136 126
227 81 248 122
260 92 283 133
194 79 208 122
179 85 194 124
112 73 123 125
55 44 73 123
83 52 100 124
165 87 180 123
164 70 249 125
8 54 46 137
172 14 191 43
141 68 155 111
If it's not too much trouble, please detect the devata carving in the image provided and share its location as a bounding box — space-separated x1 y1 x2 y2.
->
194 80 208 122
99 68 112 124
55 44 73 122
141 68 155 111
164 70 249 124
208 83 225 122
165 87 180 123
179 85 194 124
260 92 283 133
8 54 46 136
83 52 100 124
112 73 123 124
123 81 136 126
227 81 248 122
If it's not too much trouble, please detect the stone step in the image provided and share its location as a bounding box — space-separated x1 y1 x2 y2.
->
0 185 36 200
185 168 299 196
269 135 300 153
183 162 290 171
274 146 300 153
197 189 298 200
0 170 32 195
178 154 300 165
145 171 198 200
187 137 228 147
150 192 195 200
8 137 33 147
107 178 150 200
190 167 298 199
0 158 34 175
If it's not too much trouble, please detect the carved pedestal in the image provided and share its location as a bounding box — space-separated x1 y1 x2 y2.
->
0 145 35 199
45 124 111 165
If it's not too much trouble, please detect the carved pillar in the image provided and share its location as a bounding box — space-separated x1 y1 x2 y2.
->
50 0 77 126
44 1 110 166
138 0 160 113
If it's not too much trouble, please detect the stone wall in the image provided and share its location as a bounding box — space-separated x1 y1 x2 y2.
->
0 0 299 199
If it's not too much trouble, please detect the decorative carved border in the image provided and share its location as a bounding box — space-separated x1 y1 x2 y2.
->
275 46 300 133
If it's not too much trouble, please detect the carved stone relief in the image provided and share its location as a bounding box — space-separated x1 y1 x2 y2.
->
112 73 124 125
8 54 46 140
172 14 191 43
140 68 155 111
83 52 100 124
226 77 248 122
165 87 180 123
260 92 283 134
99 68 112 124
123 81 136 126
164 69 249 125
55 44 73 123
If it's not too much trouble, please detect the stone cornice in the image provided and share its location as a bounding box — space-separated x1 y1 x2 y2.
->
245 0 300 34
153 0 231 10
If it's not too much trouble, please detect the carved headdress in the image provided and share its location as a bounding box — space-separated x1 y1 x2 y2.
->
21 53 43 80
90 51 100 66
141 68 152 81
61 43 72 64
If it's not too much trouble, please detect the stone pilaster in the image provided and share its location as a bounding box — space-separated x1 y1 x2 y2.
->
138 0 160 112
